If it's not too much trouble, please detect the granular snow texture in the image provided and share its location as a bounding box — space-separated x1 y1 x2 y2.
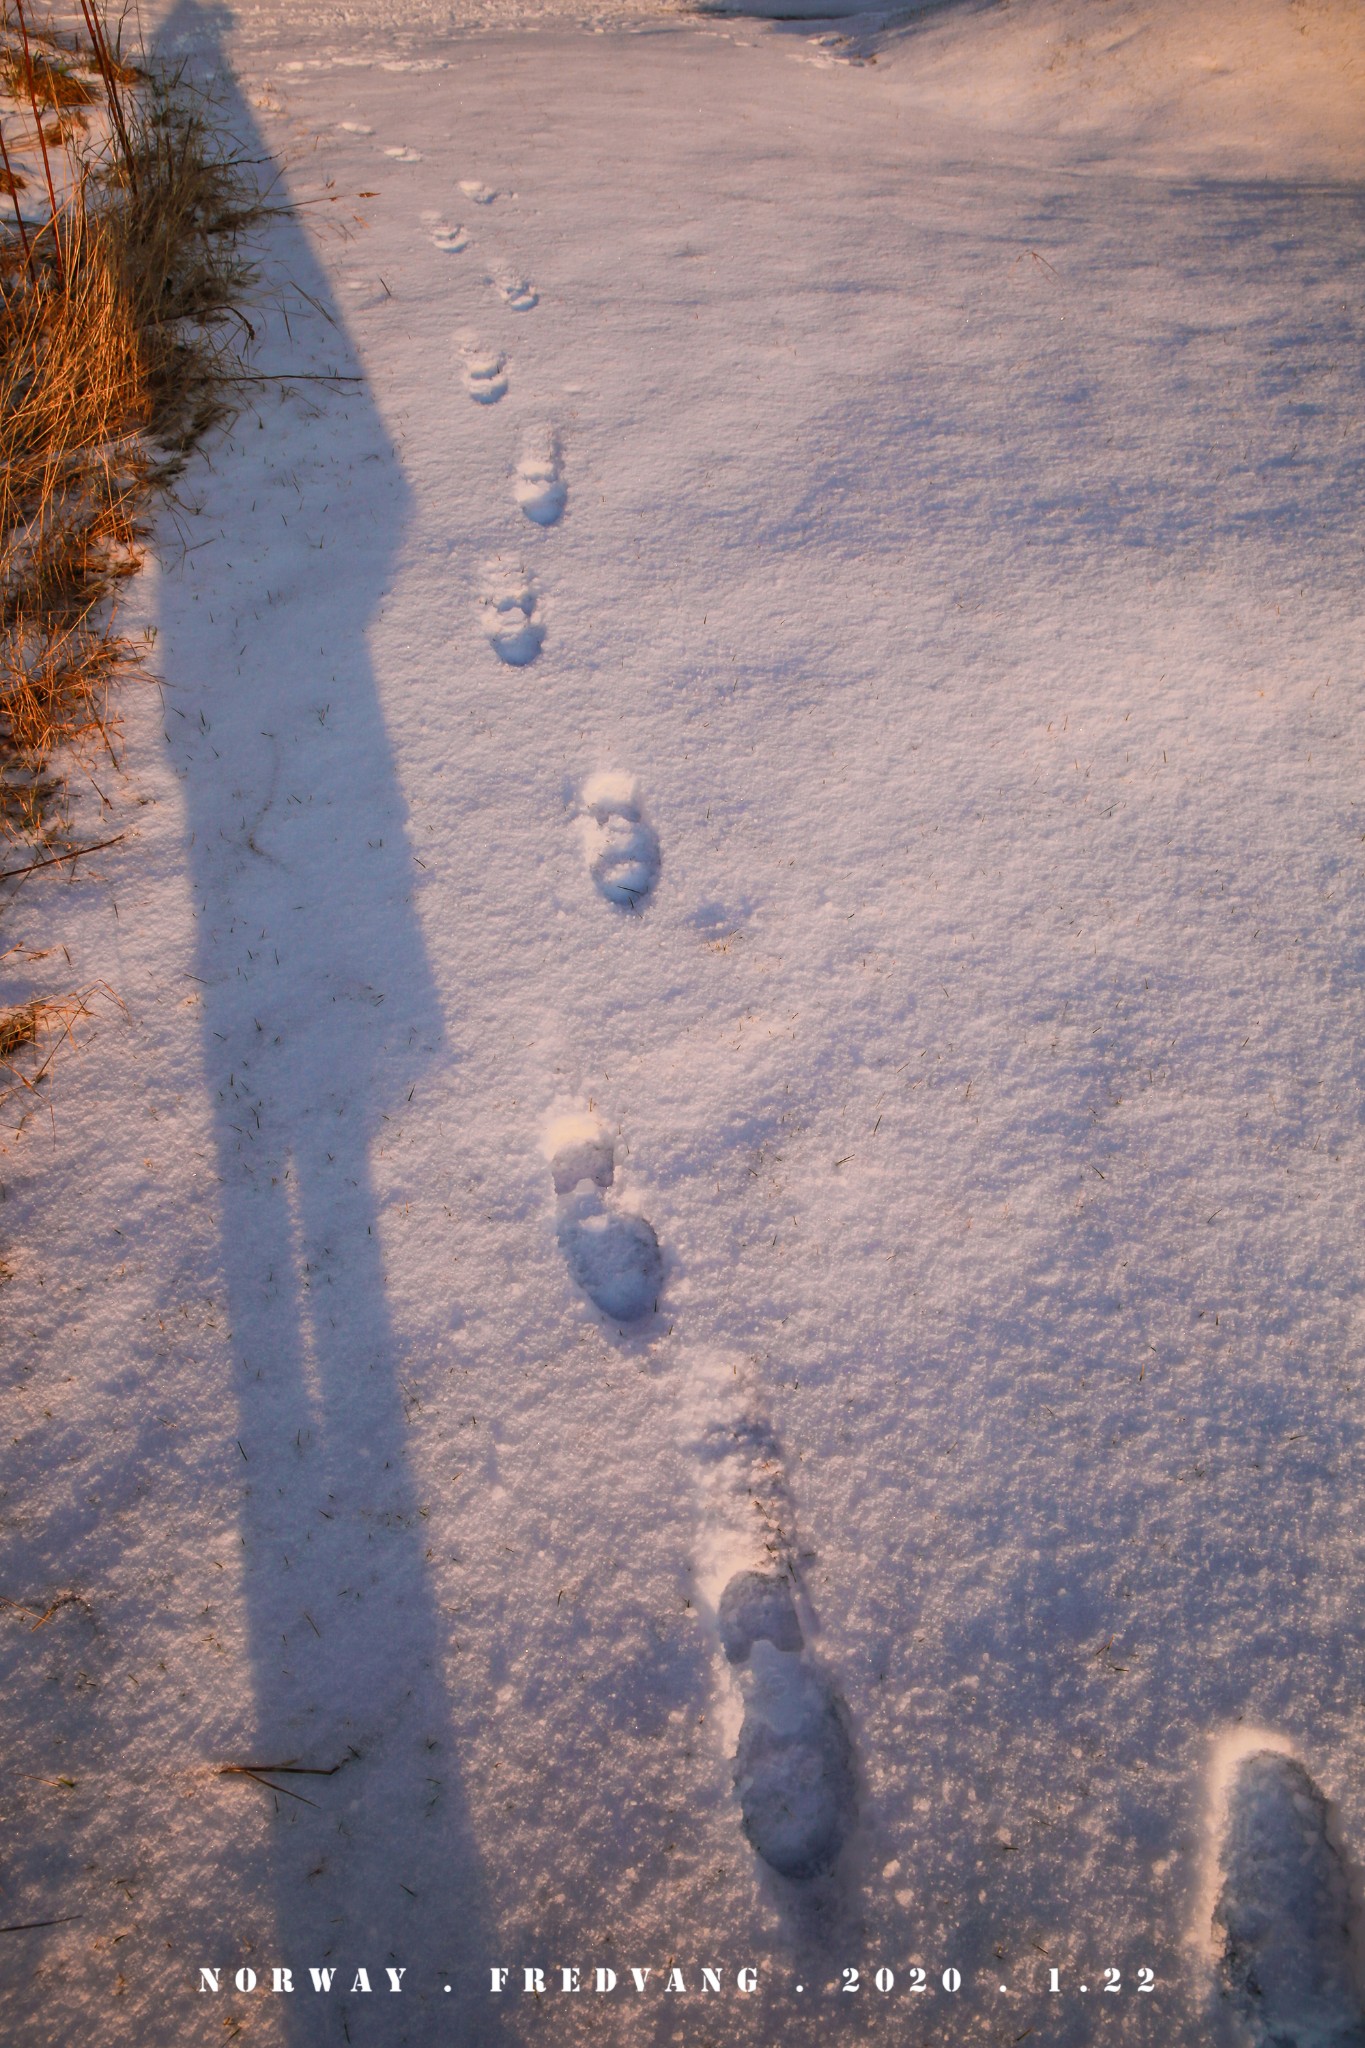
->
1 2 1362 2044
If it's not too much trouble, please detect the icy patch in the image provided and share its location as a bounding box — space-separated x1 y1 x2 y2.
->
479 565 543 667
430 223 468 254
682 1355 858 1884
384 146 422 162
461 347 508 405
497 273 539 312
1213 1747 1365 2048
515 433 566 526
579 772 660 910
547 1115 662 1324
460 179 497 204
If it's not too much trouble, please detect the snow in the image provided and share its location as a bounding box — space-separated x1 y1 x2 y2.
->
859 0 1365 180
1 0 1363 2042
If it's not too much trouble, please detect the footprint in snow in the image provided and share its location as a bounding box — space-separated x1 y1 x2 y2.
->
479 564 543 666
514 431 565 526
460 179 497 204
730 1610 856 1883
384 146 422 162
544 1113 663 1325
337 120 373 133
430 222 468 253
683 1355 857 1885
496 273 538 312
461 346 507 404
578 772 660 909
1214 1747 1365 2047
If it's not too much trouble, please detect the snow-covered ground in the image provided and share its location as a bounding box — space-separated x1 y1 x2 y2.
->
2 1 1362 2042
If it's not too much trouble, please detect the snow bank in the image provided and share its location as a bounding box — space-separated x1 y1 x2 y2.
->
862 0 1365 179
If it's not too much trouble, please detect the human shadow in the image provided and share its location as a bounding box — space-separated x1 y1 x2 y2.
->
154 5 502 2038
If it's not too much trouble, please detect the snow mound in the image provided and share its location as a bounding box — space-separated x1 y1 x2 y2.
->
866 0 1365 178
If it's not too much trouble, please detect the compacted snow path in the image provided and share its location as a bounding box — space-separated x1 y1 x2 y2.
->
2 1 1363 2044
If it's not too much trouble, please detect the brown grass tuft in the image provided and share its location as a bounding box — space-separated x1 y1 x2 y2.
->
0 48 98 110
107 79 261 453
0 4 261 1115
0 9 259 839
0 171 154 829
0 995 39 1057
0 982 120 1110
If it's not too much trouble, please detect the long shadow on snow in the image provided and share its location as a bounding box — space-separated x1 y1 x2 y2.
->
157 6 502 2039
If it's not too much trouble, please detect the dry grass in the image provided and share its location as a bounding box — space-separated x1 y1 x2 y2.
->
0 1 261 1106
0 981 121 1114
0 25 100 112
0 182 151 828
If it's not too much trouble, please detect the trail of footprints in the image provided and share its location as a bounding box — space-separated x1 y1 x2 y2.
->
439 160 855 1899
445 186 559 677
